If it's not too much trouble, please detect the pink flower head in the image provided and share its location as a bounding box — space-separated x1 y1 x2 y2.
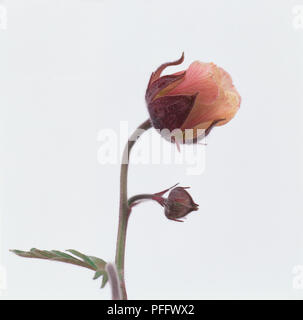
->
145 53 241 143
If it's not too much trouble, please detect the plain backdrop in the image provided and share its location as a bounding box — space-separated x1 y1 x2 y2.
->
0 0 303 299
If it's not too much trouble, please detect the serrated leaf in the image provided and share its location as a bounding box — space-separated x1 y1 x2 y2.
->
10 248 109 289
67 249 98 270
51 250 80 260
89 256 106 270
30 248 55 259
93 270 108 288
101 272 109 288
93 270 104 280
10 250 33 258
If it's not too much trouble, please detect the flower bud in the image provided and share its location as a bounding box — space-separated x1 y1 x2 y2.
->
146 53 241 143
129 184 199 222
163 187 199 222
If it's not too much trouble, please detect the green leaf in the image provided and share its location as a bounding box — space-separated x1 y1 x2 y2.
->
51 250 80 260
89 256 107 270
66 249 98 270
30 248 55 259
101 272 109 288
93 270 104 280
10 248 108 288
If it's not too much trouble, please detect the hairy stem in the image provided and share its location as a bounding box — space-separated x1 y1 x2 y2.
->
115 119 152 300
106 263 122 300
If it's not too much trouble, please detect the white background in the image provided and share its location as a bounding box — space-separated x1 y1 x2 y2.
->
0 0 303 299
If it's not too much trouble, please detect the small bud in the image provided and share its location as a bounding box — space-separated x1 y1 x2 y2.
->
129 184 199 222
163 187 199 222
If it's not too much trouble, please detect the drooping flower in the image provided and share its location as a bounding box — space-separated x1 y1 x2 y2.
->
128 184 199 222
145 53 241 143
152 184 199 222
163 186 199 222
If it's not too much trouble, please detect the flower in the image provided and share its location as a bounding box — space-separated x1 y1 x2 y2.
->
145 53 241 143
128 184 199 222
150 184 199 222
163 186 199 222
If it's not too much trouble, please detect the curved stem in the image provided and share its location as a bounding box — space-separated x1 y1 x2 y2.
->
115 119 152 300
128 194 156 207
106 263 122 300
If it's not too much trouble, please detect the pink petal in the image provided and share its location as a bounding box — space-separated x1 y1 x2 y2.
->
181 66 241 130
168 61 220 105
